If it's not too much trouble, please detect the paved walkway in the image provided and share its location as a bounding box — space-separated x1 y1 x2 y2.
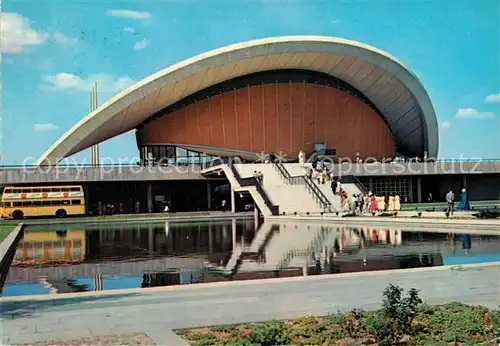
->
2 262 500 345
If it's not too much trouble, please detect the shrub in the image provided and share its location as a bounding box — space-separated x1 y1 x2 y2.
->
365 284 423 345
247 320 291 346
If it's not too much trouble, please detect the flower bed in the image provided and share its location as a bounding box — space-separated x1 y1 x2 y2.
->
177 285 500 345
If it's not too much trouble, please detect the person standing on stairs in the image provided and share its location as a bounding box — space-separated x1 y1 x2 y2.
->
298 150 305 166
331 179 338 195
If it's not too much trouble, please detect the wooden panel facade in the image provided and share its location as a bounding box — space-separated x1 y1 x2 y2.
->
139 83 397 159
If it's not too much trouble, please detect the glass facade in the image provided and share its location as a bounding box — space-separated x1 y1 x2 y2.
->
359 176 413 201
140 145 218 166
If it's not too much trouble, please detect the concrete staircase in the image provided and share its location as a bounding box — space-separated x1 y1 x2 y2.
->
235 163 335 214
201 164 278 217
201 162 364 216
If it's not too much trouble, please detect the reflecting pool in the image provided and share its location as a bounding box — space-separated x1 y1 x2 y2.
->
3 219 500 296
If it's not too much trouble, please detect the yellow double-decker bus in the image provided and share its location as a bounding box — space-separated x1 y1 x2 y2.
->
1 185 86 219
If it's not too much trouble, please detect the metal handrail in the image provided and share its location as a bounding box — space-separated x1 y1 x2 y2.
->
228 164 279 216
274 163 332 212
273 162 291 181
299 175 333 212
278 226 330 269
344 174 369 195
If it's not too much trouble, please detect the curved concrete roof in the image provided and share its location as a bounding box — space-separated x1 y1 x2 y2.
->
37 36 438 165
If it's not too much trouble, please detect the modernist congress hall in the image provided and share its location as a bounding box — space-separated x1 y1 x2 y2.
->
37 36 438 165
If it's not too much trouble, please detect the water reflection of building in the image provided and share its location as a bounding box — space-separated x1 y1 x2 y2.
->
6 221 500 296
6 220 257 291
216 222 447 278
13 230 86 265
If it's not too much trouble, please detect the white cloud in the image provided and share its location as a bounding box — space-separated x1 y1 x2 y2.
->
0 12 50 53
41 72 135 93
0 12 78 53
107 9 151 20
134 38 149 50
123 27 136 33
455 108 496 119
33 123 59 133
440 121 452 129
52 31 77 44
485 93 500 103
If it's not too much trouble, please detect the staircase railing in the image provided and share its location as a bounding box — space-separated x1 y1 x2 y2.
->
274 162 292 181
342 174 369 195
277 226 331 269
229 164 279 216
273 163 333 212
295 175 333 213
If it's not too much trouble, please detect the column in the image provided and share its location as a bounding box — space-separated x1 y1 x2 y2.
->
231 219 237 249
462 175 467 190
368 177 373 192
147 183 153 213
230 187 236 213
416 176 422 203
409 176 414 202
208 225 213 253
148 223 154 255
254 207 259 230
207 180 212 210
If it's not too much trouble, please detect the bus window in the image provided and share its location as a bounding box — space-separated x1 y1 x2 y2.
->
41 188 50 193
13 202 22 207
60 187 69 192
62 200 70 205
2 202 11 207
21 189 32 193
42 201 51 206
51 188 61 192
4 189 12 193
32 188 41 193
51 200 61 205
71 200 82 205
22 201 32 207
32 201 42 206
70 187 80 191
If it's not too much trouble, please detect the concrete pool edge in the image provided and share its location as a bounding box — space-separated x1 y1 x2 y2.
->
267 215 500 230
2 261 500 303
17 211 254 228
0 223 24 293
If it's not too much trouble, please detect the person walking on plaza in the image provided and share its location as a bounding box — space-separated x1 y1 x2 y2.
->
388 195 395 211
369 193 377 212
377 196 386 211
459 188 470 210
363 194 370 213
446 189 455 215
394 195 401 211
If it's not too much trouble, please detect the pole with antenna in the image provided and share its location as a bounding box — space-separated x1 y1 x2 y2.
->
89 82 100 166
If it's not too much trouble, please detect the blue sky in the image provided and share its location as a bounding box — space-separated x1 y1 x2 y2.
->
1 0 499 165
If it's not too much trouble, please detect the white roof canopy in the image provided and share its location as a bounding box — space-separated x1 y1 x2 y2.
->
37 36 438 165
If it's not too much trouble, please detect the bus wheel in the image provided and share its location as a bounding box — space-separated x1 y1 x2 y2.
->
56 209 67 218
12 210 24 219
